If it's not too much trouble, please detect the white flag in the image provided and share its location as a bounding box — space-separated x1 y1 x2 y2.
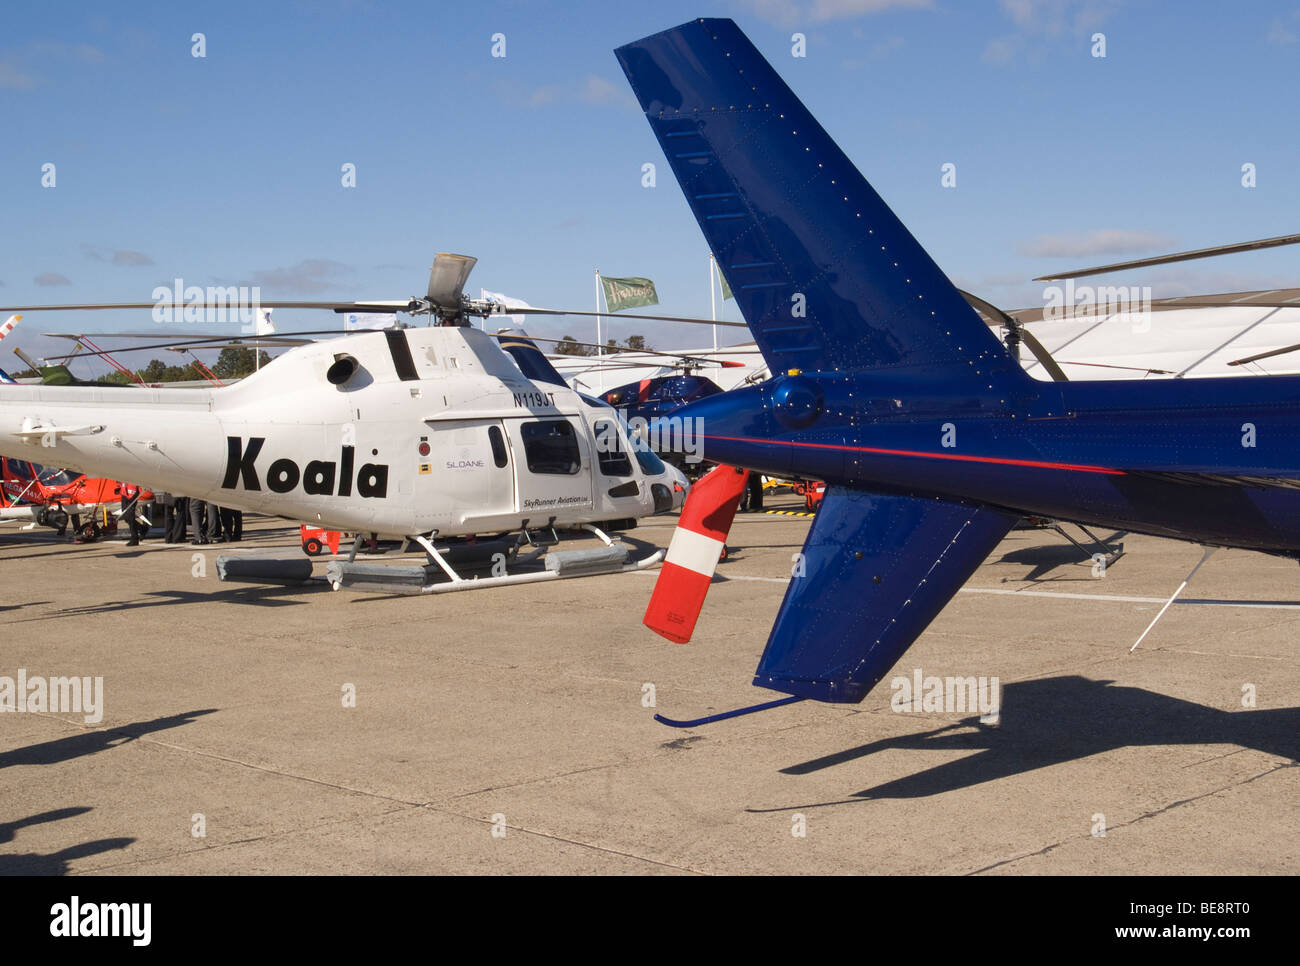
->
344 312 398 331
255 308 276 336
480 289 532 327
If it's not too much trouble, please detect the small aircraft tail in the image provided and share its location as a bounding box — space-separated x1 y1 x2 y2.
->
615 20 1026 393
494 329 568 388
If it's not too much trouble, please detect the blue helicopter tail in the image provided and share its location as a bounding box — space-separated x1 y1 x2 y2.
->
620 19 1026 704
615 18 1025 392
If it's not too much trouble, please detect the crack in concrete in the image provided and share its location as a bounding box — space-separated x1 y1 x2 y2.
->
966 759 1297 875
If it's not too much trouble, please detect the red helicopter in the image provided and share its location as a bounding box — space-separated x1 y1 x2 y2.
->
1 456 153 541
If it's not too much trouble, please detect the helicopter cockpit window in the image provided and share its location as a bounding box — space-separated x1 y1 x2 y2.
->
5 459 33 480
520 420 581 475
593 420 633 477
630 434 667 476
36 466 80 487
488 426 509 468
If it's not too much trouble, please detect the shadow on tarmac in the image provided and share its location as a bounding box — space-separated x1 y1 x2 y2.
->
0 709 218 770
748 676 1299 811
0 807 134 876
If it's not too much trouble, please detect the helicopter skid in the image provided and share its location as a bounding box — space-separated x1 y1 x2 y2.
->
327 542 664 595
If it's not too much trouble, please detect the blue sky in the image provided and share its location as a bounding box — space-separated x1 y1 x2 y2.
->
2 0 1298 375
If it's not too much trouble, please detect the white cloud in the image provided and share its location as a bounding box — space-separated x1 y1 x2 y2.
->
731 0 932 28
982 0 1121 67
578 74 637 109
82 244 154 266
515 74 638 111
981 36 1019 65
249 259 352 294
1017 229 1178 259
0 56 36 89
35 273 72 287
1267 18 1297 45
33 42 105 63
809 0 931 21
0 42 106 90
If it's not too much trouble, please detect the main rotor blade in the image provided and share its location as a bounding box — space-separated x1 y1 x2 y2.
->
514 332 748 363
1054 360 1174 375
0 301 404 313
33 331 349 358
1019 328 1069 382
511 307 747 328
958 288 1068 382
0 300 748 327
1228 342 1300 367
42 339 309 362
1033 232 1300 281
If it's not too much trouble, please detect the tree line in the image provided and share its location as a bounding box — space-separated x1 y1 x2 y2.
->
555 334 651 356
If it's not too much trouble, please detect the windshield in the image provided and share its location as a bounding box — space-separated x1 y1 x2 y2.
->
35 465 82 487
630 434 666 475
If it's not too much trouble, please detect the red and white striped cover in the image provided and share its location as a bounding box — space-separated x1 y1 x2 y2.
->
643 463 749 644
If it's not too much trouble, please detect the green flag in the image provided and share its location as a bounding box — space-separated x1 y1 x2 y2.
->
600 275 659 313
719 269 733 301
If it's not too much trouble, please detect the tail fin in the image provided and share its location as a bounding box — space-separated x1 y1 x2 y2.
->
494 329 568 388
615 19 1024 392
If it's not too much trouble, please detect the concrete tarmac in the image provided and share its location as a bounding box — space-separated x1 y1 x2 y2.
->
1 502 1297 875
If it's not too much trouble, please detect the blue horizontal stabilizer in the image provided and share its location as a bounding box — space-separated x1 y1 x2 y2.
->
754 486 1015 702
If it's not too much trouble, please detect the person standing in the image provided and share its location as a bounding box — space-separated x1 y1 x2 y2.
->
206 502 224 543
189 497 209 545
219 505 242 542
164 493 189 543
174 495 189 543
160 492 176 543
120 483 146 546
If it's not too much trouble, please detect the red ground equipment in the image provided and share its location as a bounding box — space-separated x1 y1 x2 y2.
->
792 480 826 511
300 525 341 557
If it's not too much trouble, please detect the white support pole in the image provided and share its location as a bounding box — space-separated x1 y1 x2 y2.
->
594 269 604 392
710 253 718 352
1130 546 1217 652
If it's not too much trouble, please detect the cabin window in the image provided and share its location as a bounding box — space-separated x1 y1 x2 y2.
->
593 420 633 477
631 436 667 476
488 426 509 467
520 420 581 475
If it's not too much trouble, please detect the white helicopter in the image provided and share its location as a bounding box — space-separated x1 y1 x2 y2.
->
0 255 694 591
